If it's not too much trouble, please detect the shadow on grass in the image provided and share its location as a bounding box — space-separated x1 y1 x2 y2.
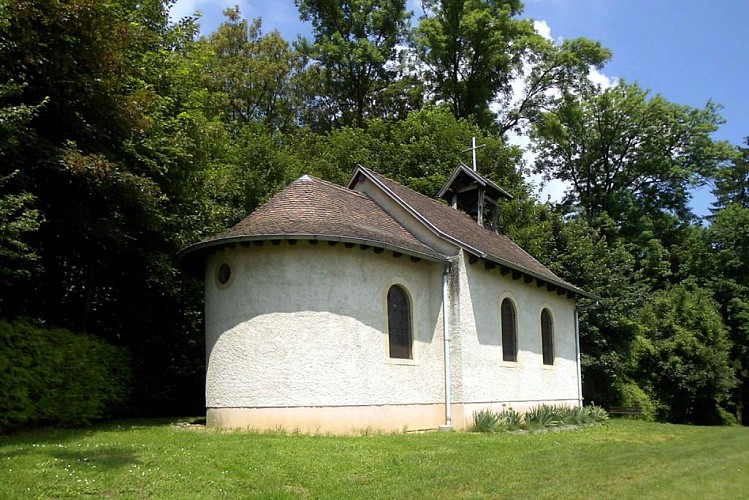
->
0 440 139 470
0 417 205 469
48 448 139 469
0 426 92 448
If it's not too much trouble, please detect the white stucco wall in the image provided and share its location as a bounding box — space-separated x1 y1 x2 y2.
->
204 242 446 410
203 239 582 432
451 251 580 417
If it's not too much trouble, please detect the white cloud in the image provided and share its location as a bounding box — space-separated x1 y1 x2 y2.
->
588 67 618 89
533 20 553 41
169 0 202 21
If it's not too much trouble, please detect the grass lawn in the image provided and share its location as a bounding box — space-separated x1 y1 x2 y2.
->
1 419 747 498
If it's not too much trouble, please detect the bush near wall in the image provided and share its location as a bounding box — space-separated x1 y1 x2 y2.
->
0 319 131 433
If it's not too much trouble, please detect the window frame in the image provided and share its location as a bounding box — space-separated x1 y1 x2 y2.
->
541 308 554 366
387 284 413 360
501 298 518 362
214 255 236 290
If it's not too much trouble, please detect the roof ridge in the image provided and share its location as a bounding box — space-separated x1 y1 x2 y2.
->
361 166 450 208
250 174 371 218
300 174 373 201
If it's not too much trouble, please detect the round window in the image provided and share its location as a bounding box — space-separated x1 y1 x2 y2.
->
216 263 232 287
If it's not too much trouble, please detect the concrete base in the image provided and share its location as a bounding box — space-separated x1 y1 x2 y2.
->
207 403 448 434
206 398 582 434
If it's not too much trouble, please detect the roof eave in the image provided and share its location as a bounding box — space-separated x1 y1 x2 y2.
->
177 233 449 279
436 163 469 199
472 250 597 300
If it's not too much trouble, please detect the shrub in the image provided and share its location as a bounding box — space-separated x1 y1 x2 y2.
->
571 406 593 425
471 407 523 432
632 285 736 424
616 380 657 421
499 407 523 431
584 405 609 423
471 404 607 433
526 404 562 428
472 409 502 433
0 319 131 432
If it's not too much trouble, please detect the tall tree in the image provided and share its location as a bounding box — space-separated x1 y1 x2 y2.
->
289 106 524 196
202 8 306 131
416 0 533 129
295 0 412 128
712 138 749 211
681 204 749 424
417 0 536 127
416 1 610 132
531 82 733 239
499 36 610 134
0 0 208 415
508 209 649 409
0 84 44 305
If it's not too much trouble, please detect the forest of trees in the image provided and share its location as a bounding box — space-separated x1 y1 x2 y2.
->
1 0 747 428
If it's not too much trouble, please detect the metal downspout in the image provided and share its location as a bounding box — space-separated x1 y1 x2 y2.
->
440 263 453 430
574 307 583 407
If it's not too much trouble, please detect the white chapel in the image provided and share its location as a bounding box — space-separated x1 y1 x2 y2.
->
179 162 593 433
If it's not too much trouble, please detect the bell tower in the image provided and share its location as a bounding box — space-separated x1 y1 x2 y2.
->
437 140 512 233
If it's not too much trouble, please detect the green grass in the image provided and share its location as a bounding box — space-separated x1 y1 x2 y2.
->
1 419 747 498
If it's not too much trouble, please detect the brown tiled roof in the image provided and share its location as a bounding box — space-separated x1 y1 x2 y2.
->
177 175 446 271
179 168 590 298
354 167 590 297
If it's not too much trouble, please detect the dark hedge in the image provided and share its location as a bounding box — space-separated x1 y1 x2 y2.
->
0 319 131 433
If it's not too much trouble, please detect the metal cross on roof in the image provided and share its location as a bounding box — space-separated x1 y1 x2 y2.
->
461 137 486 172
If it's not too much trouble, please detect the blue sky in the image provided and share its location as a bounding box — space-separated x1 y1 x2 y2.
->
171 0 747 215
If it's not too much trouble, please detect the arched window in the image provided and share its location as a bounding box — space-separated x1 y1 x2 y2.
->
541 309 554 365
387 285 412 359
501 298 517 362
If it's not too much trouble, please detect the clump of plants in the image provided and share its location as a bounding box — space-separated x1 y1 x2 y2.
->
525 404 565 429
470 404 608 433
472 407 523 432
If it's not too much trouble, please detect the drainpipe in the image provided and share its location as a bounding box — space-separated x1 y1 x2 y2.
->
439 263 453 430
574 307 583 407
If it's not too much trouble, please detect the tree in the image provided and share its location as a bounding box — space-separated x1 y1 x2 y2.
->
498 36 610 134
202 8 306 131
509 209 648 408
415 1 610 133
0 173 42 295
0 83 44 302
531 82 733 240
712 138 749 211
295 0 412 128
0 0 208 416
681 204 749 424
289 106 524 196
416 0 532 129
631 285 736 424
